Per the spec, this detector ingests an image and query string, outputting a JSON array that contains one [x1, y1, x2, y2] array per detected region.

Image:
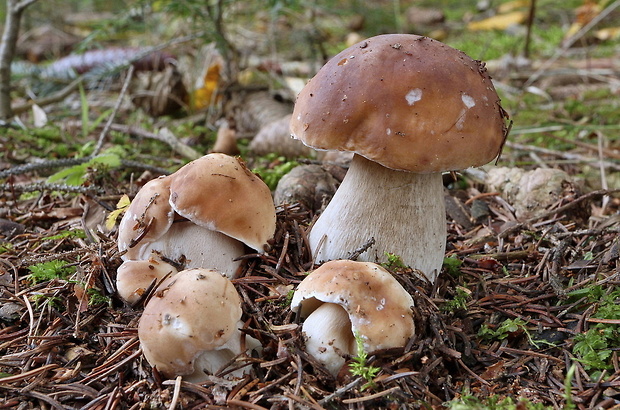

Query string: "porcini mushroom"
[[116, 153, 276, 287], [290, 260, 415, 376], [117, 175, 174, 261], [169, 153, 276, 253], [138, 268, 260, 381], [290, 34, 509, 282], [116, 254, 178, 305]]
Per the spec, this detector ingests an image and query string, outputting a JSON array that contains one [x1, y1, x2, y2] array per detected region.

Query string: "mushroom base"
[[309, 154, 446, 282]]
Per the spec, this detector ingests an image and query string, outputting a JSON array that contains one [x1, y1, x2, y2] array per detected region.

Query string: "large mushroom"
[[138, 268, 261, 381], [290, 260, 415, 376], [290, 34, 509, 282]]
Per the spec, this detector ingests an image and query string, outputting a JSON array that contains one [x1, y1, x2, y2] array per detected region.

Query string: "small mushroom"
[[169, 153, 276, 253], [116, 153, 276, 299], [117, 175, 174, 261], [116, 254, 178, 305], [290, 34, 509, 282], [290, 260, 415, 376], [138, 268, 260, 381]]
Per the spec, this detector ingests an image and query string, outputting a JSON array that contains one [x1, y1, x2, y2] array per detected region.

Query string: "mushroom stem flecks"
[[309, 154, 445, 281]]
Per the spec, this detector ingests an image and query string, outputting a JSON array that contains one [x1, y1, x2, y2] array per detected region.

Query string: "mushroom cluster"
[[290, 33, 509, 282], [116, 153, 276, 304], [291, 260, 415, 376], [116, 34, 509, 385], [115, 153, 274, 381]]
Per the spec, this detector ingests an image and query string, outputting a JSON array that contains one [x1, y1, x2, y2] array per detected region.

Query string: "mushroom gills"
[[301, 301, 356, 376]]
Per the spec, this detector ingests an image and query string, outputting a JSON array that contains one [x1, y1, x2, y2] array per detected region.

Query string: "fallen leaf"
[[497, 0, 530, 14], [595, 26, 620, 41], [468, 11, 527, 31]]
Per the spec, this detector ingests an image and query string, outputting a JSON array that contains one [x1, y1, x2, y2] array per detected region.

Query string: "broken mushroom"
[[138, 268, 260, 381], [290, 260, 415, 376], [290, 34, 509, 282]]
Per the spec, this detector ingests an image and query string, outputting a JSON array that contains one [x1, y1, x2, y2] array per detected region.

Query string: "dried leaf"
[[192, 60, 221, 110], [595, 26, 620, 41], [467, 11, 527, 31], [105, 194, 130, 230]]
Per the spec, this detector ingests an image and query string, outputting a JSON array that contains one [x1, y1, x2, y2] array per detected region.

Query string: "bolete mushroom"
[[290, 34, 509, 282], [116, 254, 178, 305], [138, 268, 260, 381], [168, 153, 276, 253], [117, 175, 174, 261], [290, 260, 415, 376], [116, 153, 276, 289]]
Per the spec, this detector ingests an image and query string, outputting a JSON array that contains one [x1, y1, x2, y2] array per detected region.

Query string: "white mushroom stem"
[[140, 221, 245, 278], [301, 302, 356, 376], [189, 320, 262, 382], [309, 154, 446, 282]]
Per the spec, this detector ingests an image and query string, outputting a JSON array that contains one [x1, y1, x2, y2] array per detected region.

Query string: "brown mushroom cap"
[[168, 153, 276, 252], [118, 176, 174, 260], [138, 268, 243, 378], [290, 34, 508, 173], [291, 260, 415, 352]]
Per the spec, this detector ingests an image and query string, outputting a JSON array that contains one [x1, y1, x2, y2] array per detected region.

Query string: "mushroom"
[[290, 34, 509, 282], [168, 153, 276, 253], [116, 153, 276, 288], [117, 175, 174, 261], [138, 268, 261, 381], [116, 254, 178, 305], [290, 260, 415, 376]]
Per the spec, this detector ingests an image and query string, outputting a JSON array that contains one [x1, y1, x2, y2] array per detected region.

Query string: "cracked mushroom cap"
[[290, 34, 509, 173], [117, 176, 174, 260], [291, 260, 415, 357], [169, 153, 276, 252], [138, 268, 250, 379]]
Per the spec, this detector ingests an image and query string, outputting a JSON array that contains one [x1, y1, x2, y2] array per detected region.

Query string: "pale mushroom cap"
[[291, 260, 415, 352], [116, 256, 178, 304], [138, 268, 243, 377], [290, 34, 509, 173], [118, 176, 174, 260], [168, 153, 276, 252]]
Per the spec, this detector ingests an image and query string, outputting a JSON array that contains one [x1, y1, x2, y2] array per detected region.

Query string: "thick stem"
[[309, 154, 446, 282]]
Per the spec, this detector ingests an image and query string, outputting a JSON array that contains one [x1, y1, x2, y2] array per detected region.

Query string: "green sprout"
[[252, 154, 298, 190], [349, 332, 381, 391], [568, 285, 620, 378], [383, 252, 407, 269], [31, 294, 64, 311], [27, 260, 76, 284], [87, 288, 112, 306], [441, 286, 471, 313], [443, 254, 463, 277]]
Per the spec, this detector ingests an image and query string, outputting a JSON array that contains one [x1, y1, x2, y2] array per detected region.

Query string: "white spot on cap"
[[405, 89, 423, 106], [462, 94, 476, 109], [386, 128, 392, 135]]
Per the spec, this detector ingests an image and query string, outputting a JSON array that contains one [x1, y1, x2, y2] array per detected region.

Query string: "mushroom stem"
[[301, 302, 356, 376], [309, 154, 446, 281]]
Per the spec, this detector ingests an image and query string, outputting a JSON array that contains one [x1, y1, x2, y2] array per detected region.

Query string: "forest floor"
[[1, 1, 620, 409]]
